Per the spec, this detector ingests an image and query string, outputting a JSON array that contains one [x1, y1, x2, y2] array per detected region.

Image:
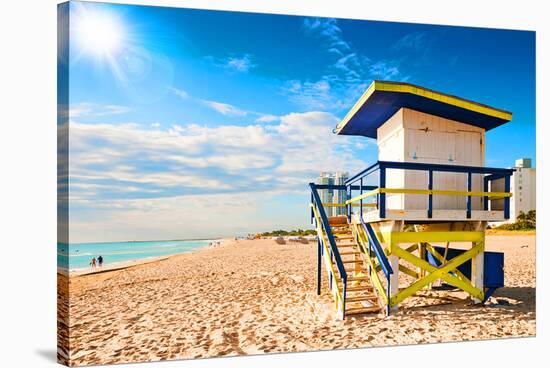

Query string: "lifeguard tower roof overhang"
[[335, 80, 512, 138]]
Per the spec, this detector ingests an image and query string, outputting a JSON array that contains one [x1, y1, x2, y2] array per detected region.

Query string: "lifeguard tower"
[[309, 81, 513, 318]]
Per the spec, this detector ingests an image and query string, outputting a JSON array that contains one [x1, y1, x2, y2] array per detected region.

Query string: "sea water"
[[57, 239, 215, 271]]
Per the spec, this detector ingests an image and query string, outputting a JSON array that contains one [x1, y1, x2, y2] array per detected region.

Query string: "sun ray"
[[71, 3, 127, 77]]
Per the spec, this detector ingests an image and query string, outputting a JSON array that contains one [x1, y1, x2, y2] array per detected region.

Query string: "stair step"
[[346, 285, 373, 292], [342, 260, 362, 264], [346, 295, 379, 303], [336, 243, 355, 248], [347, 275, 369, 281], [335, 236, 353, 240], [328, 217, 348, 226], [339, 251, 360, 256], [346, 306, 381, 315]]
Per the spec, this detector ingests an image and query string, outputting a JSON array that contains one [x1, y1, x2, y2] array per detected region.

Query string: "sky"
[[61, 1, 536, 243]]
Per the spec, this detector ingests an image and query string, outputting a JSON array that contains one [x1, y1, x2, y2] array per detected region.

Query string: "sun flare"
[[73, 7, 125, 59]]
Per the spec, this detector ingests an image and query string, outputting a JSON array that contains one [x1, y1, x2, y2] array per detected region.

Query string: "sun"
[[69, 3, 173, 95], [73, 5, 125, 60]]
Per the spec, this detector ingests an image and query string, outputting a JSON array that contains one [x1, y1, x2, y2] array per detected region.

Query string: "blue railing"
[[345, 160, 515, 220], [309, 183, 348, 314]]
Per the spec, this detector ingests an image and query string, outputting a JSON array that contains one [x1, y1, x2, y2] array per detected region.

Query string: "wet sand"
[[57, 235, 536, 366]]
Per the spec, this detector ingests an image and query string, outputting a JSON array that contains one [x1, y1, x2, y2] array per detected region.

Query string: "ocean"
[[58, 239, 215, 271]]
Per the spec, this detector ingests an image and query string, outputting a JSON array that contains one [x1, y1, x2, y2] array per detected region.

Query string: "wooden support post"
[[389, 253, 399, 312], [471, 221, 486, 303], [388, 220, 403, 312]]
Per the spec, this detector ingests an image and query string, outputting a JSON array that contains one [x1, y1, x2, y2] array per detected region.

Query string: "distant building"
[[509, 158, 536, 222], [315, 171, 349, 217], [333, 172, 349, 216], [316, 172, 334, 217]]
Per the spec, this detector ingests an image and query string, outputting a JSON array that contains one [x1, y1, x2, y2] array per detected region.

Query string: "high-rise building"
[[333, 172, 349, 216], [510, 158, 536, 222], [316, 172, 334, 217], [315, 172, 349, 217]]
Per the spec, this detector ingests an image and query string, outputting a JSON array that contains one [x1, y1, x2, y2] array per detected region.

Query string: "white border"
[[0, 0, 547, 367]]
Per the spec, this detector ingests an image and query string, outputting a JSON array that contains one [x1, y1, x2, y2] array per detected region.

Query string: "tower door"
[[455, 130, 484, 209]]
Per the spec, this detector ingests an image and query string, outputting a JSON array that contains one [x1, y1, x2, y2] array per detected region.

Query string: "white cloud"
[[69, 111, 363, 195], [392, 32, 427, 51], [286, 18, 403, 112], [201, 100, 247, 116], [225, 54, 256, 73], [207, 54, 256, 73], [67, 110, 372, 242], [168, 86, 189, 99], [302, 18, 350, 52], [68, 190, 307, 242], [68, 102, 131, 118], [169, 85, 251, 117], [281, 79, 338, 110], [274, 111, 338, 139], [255, 114, 279, 123], [369, 61, 400, 80]]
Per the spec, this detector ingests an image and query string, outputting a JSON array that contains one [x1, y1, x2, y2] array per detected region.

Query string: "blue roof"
[[335, 81, 512, 138]]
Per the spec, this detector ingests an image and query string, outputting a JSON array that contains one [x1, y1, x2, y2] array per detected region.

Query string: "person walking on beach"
[[98, 255, 103, 268], [90, 257, 97, 269]]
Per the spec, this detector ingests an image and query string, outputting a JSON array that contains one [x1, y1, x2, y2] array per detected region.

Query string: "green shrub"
[[260, 229, 317, 237], [496, 210, 536, 230]]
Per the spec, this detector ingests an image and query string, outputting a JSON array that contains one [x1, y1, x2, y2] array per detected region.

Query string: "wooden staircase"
[[329, 216, 382, 316]]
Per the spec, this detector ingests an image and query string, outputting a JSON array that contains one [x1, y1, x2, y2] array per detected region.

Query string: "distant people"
[[98, 255, 103, 267], [90, 257, 97, 269]]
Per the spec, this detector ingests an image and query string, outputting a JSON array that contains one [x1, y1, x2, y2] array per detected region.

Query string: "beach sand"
[[58, 235, 535, 366]]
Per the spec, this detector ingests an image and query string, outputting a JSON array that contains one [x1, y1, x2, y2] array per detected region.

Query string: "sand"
[[57, 235, 536, 366]]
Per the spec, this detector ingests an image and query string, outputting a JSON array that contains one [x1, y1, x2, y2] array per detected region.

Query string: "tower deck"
[[344, 160, 514, 224]]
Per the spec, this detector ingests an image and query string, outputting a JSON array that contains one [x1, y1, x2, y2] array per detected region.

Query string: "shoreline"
[[60, 238, 234, 277], [65, 237, 223, 246]]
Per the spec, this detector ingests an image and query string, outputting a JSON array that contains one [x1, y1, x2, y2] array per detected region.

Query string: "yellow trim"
[[336, 80, 512, 134], [424, 242, 471, 284], [377, 81, 512, 121], [336, 81, 377, 132], [345, 188, 379, 204], [345, 187, 511, 205], [387, 231, 484, 243], [322, 203, 376, 208], [390, 242, 484, 305], [403, 243, 419, 253], [398, 264, 419, 278], [344, 226, 486, 308]]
